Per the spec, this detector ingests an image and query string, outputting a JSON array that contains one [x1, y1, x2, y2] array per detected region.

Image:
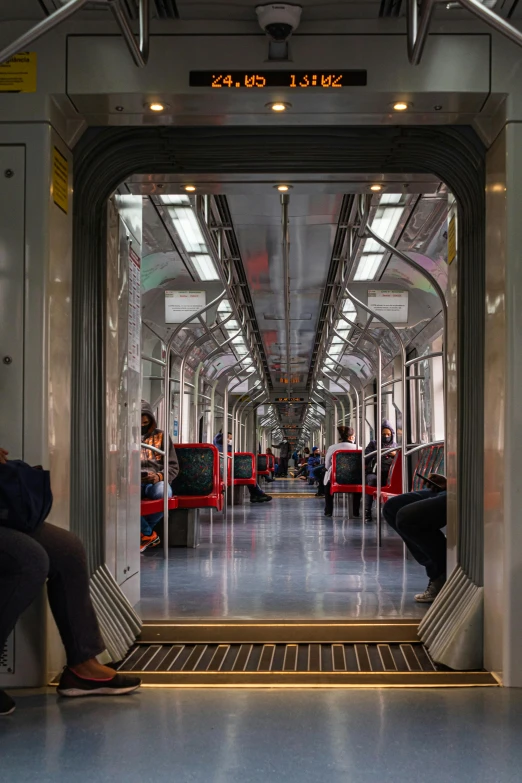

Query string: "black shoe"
[[57, 667, 141, 697], [250, 494, 273, 503], [0, 690, 15, 716], [324, 511, 333, 517], [315, 492, 324, 497]]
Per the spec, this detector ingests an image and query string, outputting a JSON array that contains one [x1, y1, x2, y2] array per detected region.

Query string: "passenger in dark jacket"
[[364, 419, 398, 522], [272, 439, 290, 476], [140, 400, 179, 550]]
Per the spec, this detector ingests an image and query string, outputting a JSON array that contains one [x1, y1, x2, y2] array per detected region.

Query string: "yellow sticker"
[[448, 215, 456, 265], [52, 147, 69, 214], [0, 52, 37, 93]]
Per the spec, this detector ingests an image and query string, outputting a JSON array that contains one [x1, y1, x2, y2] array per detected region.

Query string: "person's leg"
[[324, 482, 334, 516], [396, 494, 447, 580], [31, 523, 106, 666], [383, 489, 436, 559], [0, 527, 49, 655], [314, 466, 325, 496], [141, 481, 172, 536], [365, 474, 377, 519], [352, 493, 361, 517]]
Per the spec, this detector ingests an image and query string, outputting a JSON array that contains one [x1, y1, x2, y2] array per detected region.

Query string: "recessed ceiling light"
[[275, 184, 292, 192], [147, 102, 166, 112], [184, 185, 196, 192], [393, 101, 410, 112], [370, 184, 382, 192], [267, 102, 291, 112]]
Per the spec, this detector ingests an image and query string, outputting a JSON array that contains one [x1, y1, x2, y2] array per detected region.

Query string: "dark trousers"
[[324, 483, 361, 516], [247, 483, 265, 498], [313, 465, 326, 494], [382, 490, 447, 580], [279, 457, 289, 476], [0, 523, 105, 667], [365, 471, 390, 516]]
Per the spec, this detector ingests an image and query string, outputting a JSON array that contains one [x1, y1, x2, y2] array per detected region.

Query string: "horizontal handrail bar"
[[141, 442, 165, 457], [405, 352, 443, 367], [405, 440, 444, 457]]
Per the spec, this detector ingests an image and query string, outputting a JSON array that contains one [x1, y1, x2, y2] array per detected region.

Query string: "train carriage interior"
[[4, 0, 522, 778], [130, 175, 448, 625]]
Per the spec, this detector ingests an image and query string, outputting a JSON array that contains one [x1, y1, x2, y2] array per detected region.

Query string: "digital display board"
[[189, 71, 367, 89], [274, 397, 305, 402]]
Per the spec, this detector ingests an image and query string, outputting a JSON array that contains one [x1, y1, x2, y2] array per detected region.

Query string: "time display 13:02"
[[189, 70, 367, 89]]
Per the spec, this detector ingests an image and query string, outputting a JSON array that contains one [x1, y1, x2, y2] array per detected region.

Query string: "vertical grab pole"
[[210, 378, 219, 445], [193, 362, 203, 442], [223, 381, 229, 512]]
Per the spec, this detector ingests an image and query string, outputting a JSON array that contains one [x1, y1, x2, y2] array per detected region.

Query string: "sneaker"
[[57, 667, 141, 697], [140, 531, 161, 553], [250, 494, 272, 503], [415, 576, 446, 603], [0, 690, 15, 716]]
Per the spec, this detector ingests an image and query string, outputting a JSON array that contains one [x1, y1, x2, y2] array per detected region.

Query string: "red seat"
[[227, 452, 257, 486], [257, 454, 270, 476], [140, 496, 179, 516], [379, 450, 403, 503], [330, 449, 365, 495], [172, 444, 225, 512]]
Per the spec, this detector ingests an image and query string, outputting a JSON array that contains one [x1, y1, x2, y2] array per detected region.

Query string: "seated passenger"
[[265, 447, 276, 481], [0, 446, 141, 716], [299, 446, 320, 481], [364, 419, 398, 522], [263, 447, 275, 483], [141, 400, 179, 553], [323, 426, 358, 517], [214, 431, 272, 503], [382, 474, 447, 602]]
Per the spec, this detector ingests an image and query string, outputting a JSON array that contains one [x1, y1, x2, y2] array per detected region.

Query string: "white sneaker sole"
[[57, 684, 140, 697], [0, 705, 15, 716]]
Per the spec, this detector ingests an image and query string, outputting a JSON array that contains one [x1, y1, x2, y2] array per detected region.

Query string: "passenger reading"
[[189, 70, 367, 88]]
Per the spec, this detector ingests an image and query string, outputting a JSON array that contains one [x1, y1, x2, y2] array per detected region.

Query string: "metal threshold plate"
[[118, 623, 497, 688]]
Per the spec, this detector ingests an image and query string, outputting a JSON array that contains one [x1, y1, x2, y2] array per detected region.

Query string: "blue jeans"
[[141, 481, 172, 536]]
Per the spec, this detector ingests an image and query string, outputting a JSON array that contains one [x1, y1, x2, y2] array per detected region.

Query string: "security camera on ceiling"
[[256, 3, 303, 42]]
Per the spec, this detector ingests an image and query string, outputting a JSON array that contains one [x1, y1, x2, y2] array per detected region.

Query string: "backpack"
[[0, 460, 53, 534]]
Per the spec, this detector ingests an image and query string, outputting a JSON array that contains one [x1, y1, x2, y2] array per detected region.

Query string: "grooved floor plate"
[[119, 624, 497, 687]]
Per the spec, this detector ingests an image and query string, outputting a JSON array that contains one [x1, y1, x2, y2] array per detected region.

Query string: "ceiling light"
[[160, 195, 190, 206], [275, 184, 292, 192], [147, 102, 166, 112], [370, 184, 382, 192], [190, 254, 219, 281], [267, 102, 291, 112], [393, 101, 409, 112], [353, 253, 384, 281], [184, 185, 196, 192], [167, 206, 206, 254]]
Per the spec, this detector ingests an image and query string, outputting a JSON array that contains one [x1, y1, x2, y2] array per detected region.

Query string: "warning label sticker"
[[52, 147, 69, 214], [0, 52, 37, 93]]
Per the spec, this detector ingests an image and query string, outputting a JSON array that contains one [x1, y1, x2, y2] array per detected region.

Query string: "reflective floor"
[[3, 687, 522, 782], [139, 478, 428, 620]]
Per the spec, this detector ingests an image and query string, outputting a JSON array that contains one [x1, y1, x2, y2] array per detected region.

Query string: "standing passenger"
[[140, 400, 179, 552], [272, 438, 290, 477]]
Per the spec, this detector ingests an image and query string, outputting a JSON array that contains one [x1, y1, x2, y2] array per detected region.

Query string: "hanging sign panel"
[[368, 290, 408, 324], [165, 290, 206, 324], [0, 52, 37, 92]]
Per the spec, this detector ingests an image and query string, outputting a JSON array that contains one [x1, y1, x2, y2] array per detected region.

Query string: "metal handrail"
[[140, 442, 165, 456], [0, 0, 150, 68], [405, 352, 443, 367], [407, 0, 522, 66], [405, 439, 444, 457], [109, 0, 150, 67]]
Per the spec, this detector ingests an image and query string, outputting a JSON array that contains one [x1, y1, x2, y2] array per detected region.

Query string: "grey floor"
[[3, 687, 522, 783], [139, 478, 429, 620]]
